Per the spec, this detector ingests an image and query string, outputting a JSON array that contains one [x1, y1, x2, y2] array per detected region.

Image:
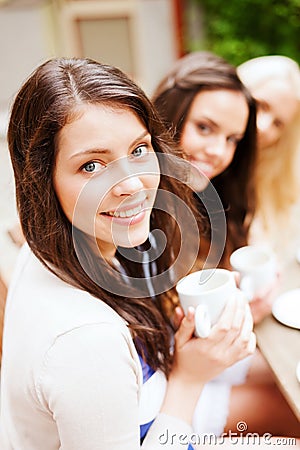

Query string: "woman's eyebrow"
[[129, 130, 151, 148], [69, 148, 110, 160], [69, 130, 150, 160], [193, 116, 218, 128], [69, 147, 111, 159]]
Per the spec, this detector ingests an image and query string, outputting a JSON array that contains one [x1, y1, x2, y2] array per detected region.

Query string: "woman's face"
[[251, 79, 299, 149], [180, 89, 249, 191], [53, 104, 160, 260]]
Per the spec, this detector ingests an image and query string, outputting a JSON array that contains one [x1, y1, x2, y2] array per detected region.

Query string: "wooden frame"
[[54, 0, 179, 94], [57, 1, 139, 80]]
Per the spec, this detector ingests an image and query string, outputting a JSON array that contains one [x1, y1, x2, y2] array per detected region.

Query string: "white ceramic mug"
[[176, 268, 237, 338], [230, 245, 277, 301]]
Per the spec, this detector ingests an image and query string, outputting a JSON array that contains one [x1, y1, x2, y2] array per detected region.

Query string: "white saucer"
[[296, 361, 300, 383], [272, 289, 300, 329]]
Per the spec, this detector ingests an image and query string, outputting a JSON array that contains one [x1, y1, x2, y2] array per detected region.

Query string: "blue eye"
[[131, 145, 148, 158], [82, 161, 104, 173]]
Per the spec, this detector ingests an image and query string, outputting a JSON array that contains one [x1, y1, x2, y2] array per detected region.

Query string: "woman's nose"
[[257, 112, 273, 132], [205, 136, 227, 157], [112, 175, 144, 196]]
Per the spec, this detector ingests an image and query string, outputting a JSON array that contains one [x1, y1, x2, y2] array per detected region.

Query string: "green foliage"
[[188, 0, 300, 65]]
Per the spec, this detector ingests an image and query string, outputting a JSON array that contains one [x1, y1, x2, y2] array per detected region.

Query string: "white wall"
[[57, 0, 178, 96], [134, 0, 177, 95], [0, 1, 57, 136], [0, 1, 58, 280]]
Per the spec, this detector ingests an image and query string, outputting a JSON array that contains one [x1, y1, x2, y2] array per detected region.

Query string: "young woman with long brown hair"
[[0, 57, 257, 450], [152, 51, 257, 271]]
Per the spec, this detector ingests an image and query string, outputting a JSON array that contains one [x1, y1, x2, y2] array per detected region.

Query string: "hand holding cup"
[[230, 245, 277, 302], [176, 268, 237, 338]]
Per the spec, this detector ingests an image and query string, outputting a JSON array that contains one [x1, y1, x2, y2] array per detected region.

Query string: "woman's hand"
[[160, 292, 256, 424], [172, 292, 255, 386], [249, 272, 280, 324]]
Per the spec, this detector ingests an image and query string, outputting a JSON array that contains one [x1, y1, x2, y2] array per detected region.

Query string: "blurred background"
[[0, 0, 299, 280], [1, 0, 299, 135]]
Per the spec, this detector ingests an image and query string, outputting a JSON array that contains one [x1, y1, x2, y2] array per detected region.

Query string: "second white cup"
[[230, 245, 277, 301], [176, 268, 237, 338]]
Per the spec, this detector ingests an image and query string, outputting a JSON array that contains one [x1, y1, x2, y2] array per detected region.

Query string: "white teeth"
[[106, 204, 143, 218]]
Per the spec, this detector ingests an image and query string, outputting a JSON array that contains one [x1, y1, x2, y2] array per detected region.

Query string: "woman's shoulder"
[[5, 243, 130, 344], [2, 244, 142, 392]]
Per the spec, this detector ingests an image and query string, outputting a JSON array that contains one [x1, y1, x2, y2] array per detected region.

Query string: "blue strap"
[[138, 355, 194, 449], [139, 355, 155, 441]]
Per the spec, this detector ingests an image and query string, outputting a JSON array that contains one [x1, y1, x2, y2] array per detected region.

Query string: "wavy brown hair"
[[7, 57, 201, 375], [152, 51, 257, 267]]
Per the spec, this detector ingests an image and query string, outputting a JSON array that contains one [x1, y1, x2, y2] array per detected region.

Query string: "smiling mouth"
[[102, 202, 145, 219]]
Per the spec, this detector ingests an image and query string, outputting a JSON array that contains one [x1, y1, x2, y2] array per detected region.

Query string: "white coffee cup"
[[176, 268, 237, 338], [230, 245, 277, 301]]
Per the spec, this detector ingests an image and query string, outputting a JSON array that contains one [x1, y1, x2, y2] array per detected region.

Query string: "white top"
[[0, 244, 250, 449], [0, 244, 192, 450]]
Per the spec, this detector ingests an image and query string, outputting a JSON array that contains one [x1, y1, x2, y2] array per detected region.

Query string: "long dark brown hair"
[[8, 57, 201, 375], [152, 51, 257, 267]]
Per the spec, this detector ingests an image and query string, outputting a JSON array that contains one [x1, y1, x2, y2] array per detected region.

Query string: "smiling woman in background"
[[152, 51, 257, 271], [237, 55, 300, 250]]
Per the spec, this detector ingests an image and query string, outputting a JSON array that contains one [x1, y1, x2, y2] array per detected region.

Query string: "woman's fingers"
[[209, 293, 244, 343], [205, 289, 256, 363], [247, 331, 257, 354], [174, 306, 196, 348], [240, 303, 253, 341], [216, 295, 238, 330], [230, 290, 248, 334], [250, 272, 280, 324], [172, 297, 256, 384], [172, 306, 185, 330], [232, 270, 241, 285]]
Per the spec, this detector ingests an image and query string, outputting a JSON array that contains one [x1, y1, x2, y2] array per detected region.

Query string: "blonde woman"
[[237, 55, 300, 250]]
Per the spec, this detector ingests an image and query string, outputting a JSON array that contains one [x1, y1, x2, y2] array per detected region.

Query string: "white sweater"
[[0, 245, 193, 449], [0, 244, 250, 449]]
